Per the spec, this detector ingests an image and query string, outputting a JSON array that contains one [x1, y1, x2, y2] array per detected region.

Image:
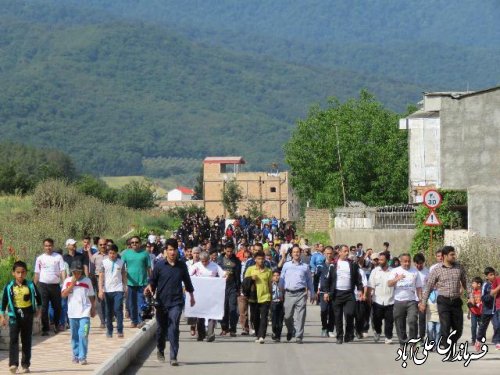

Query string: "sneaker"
[[259, 337, 265, 344], [355, 332, 363, 340], [157, 351, 166, 363], [321, 329, 327, 337], [474, 341, 481, 352], [9, 366, 17, 374], [295, 337, 303, 344], [495, 344, 500, 351], [117, 333, 124, 338], [129, 323, 137, 328], [250, 329, 255, 336], [206, 334, 215, 342], [58, 324, 65, 332], [362, 332, 369, 338], [106, 333, 112, 338], [336, 338, 343, 345], [384, 338, 393, 345], [374, 333, 380, 342], [170, 359, 179, 366], [72, 357, 79, 364], [229, 332, 237, 337], [80, 359, 88, 365], [328, 331, 335, 338], [241, 330, 249, 336], [273, 336, 281, 342], [137, 322, 145, 329], [286, 331, 293, 341], [20, 367, 31, 373]]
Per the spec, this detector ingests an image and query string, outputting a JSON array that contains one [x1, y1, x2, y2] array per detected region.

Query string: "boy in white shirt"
[[99, 244, 127, 338], [61, 261, 96, 365], [388, 253, 422, 347]]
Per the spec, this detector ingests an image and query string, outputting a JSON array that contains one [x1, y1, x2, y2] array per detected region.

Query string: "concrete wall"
[[440, 90, 500, 189], [468, 185, 500, 238], [331, 229, 415, 254], [304, 208, 331, 232], [159, 200, 204, 210]]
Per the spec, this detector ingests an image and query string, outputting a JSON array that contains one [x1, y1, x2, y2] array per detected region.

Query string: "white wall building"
[[167, 186, 194, 201]]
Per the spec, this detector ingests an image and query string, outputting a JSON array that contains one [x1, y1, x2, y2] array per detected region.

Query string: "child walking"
[[1, 261, 42, 374], [270, 270, 284, 342], [426, 290, 440, 348], [61, 261, 96, 365], [467, 277, 483, 345]]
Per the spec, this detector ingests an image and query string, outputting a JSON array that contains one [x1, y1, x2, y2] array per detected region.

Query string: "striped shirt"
[[422, 262, 468, 303]]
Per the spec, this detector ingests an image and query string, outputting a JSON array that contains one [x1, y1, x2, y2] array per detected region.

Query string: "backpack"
[[242, 276, 257, 300]]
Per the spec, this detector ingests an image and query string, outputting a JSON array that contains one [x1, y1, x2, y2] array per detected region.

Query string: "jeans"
[[39, 282, 62, 333], [436, 295, 463, 347], [427, 321, 441, 343], [372, 303, 394, 339], [393, 300, 418, 345], [271, 301, 284, 338], [320, 297, 334, 332], [221, 285, 238, 333], [493, 310, 500, 344], [9, 308, 33, 368], [105, 292, 124, 335], [470, 313, 480, 342], [127, 285, 145, 325], [60, 297, 68, 327], [249, 302, 271, 339], [69, 317, 90, 360], [333, 290, 356, 340], [156, 305, 182, 360]]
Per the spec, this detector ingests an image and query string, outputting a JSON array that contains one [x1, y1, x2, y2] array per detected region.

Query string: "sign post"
[[423, 189, 443, 262]]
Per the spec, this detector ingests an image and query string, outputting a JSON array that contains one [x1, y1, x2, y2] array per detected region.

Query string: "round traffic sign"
[[423, 190, 442, 209]]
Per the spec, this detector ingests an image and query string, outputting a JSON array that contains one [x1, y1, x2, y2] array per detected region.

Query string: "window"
[[270, 187, 277, 193]]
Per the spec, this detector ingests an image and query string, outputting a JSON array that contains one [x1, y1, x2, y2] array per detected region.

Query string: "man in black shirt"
[[145, 239, 195, 366], [217, 242, 241, 336]]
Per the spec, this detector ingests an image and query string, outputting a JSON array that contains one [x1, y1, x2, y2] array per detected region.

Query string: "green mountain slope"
[[63, 0, 500, 89], [0, 2, 422, 175]]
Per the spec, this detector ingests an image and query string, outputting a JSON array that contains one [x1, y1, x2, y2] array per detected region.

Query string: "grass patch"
[[300, 231, 331, 245], [101, 176, 180, 198]]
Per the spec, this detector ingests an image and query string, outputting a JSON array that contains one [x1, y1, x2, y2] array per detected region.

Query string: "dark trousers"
[[333, 290, 356, 340], [221, 285, 238, 333], [91, 276, 106, 325], [197, 318, 215, 339], [355, 300, 369, 335], [372, 303, 394, 339], [39, 282, 61, 333], [313, 273, 320, 294], [436, 296, 463, 347], [271, 301, 284, 338], [156, 305, 182, 360], [249, 302, 270, 339], [418, 310, 426, 339], [476, 313, 493, 343], [320, 297, 334, 332], [9, 309, 33, 368], [105, 292, 124, 335]]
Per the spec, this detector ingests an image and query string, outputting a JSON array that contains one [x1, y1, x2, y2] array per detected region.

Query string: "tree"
[[284, 91, 408, 209], [74, 174, 118, 203], [222, 178, 242, 218], [118, 180, 156, 209], [192, 166, 204, 200]]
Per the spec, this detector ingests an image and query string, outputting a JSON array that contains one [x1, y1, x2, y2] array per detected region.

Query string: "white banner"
[[184, 277, 226, 320]]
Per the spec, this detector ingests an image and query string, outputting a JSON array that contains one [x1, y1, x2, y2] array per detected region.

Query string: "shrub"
[[32, 179, 80, 210], [458, 236, 500, 282], [118, 180, 155, 209]]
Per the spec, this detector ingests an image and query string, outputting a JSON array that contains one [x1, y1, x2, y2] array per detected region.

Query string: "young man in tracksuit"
[[323, 245, 363, 344], [1, 261, 42, 374]]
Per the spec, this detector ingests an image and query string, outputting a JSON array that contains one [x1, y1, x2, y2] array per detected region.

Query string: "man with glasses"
[[122, 236, 151, 329], [90, 238, 109, 328]]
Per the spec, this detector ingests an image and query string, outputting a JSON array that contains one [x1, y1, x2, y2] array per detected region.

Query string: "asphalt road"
[[125, 305, 499, 375]]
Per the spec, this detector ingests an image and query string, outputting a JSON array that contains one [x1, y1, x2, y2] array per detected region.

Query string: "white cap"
[[65, 238, 77, 246]]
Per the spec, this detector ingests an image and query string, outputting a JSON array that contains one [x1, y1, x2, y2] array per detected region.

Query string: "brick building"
[[203, 156, 300, 220]]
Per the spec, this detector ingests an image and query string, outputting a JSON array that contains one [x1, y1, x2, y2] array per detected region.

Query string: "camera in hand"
[[140, 295, 159, 321]]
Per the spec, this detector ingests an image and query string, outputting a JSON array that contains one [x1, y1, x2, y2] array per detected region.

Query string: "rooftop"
[[204, 156, 246, 164]]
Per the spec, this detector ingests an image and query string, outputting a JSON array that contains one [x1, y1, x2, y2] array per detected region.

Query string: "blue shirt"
[[150, 259, 194, 309], [279, 260, 314, 294], [309, 252, 326, 273]]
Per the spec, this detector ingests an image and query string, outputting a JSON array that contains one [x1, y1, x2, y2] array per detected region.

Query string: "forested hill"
[[55, 0, 500, 89], [0, 0, 423, 176]]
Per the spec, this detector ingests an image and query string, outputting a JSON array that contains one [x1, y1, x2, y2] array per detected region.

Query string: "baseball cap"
[[65, 238, 77, 246]]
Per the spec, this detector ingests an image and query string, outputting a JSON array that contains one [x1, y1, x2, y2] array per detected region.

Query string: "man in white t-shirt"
[[388, 253, 422, 347], [61, 261, 96, 365], [34, 238, 67, 336], [99, 244, 127, 338], [189, 252, 225, 342]]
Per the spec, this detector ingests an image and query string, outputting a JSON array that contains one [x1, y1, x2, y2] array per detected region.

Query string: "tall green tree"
[[222, 179, 242, 218], [284, 91, 408, 208]]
